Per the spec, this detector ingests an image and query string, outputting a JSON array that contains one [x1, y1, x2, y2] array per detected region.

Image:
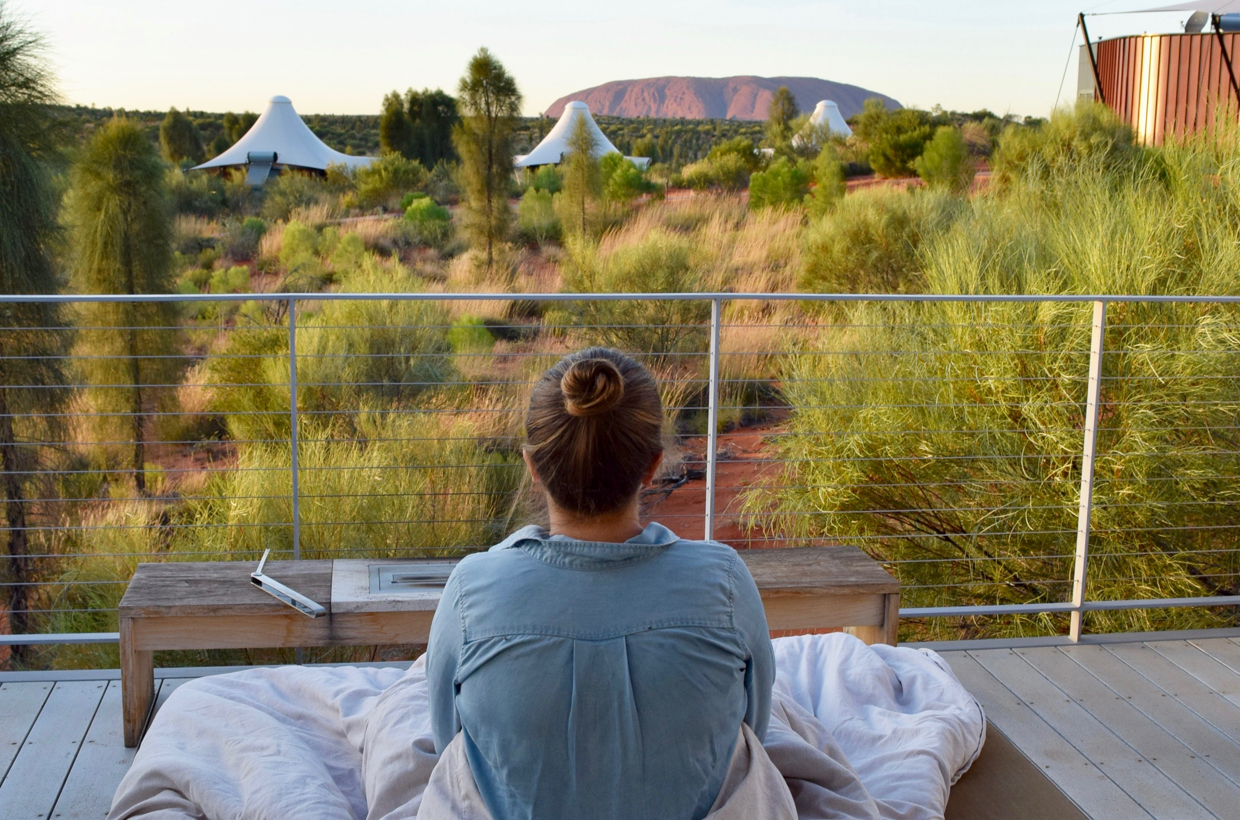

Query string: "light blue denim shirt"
[[426, 522, 775, 820]]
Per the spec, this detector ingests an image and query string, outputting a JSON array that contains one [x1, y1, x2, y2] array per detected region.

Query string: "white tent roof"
[[514, 101, 650, 169], [193, 96, 375, 173], [808, 100, 852, 138]]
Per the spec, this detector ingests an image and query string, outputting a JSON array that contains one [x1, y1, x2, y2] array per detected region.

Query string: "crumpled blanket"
[[107, 633, 985, 820]]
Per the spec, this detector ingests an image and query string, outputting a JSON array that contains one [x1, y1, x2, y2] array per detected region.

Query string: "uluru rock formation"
[[544, 76, 901, 121]]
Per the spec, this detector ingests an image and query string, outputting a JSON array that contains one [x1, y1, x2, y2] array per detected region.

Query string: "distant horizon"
[[19, 1, 1196, 120]]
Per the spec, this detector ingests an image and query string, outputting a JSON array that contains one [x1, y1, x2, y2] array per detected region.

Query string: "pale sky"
[[19, 1, 1189, 118]]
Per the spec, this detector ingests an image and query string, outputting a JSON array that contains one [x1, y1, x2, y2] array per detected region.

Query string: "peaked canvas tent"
[[193, 96, 375, 185], [807, 100, 852, 138], [515, 101, 651, 169]]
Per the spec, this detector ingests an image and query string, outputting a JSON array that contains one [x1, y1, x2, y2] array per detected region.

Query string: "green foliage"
[[447, 315, 495, 354], [404, 194, 452, 247], [220, 217, 267, 261], [0, 2, 70, 652], [329, 231, 366, 271], [853, 98, 933, 178], [260, 172, 332, 221], [66, 117, 181, 494], [159, 107, 204, 164], [748, 156, 810, 210], [517, 187, 560, 245], [559, 115, 602, 236], [762, 141, 1240, 638], [355, 152, 428, 210], [600, 153, 654, 203], [914, 126, 975, 193], [992, 100, 1140, 187], [764, 85, 799, 155], [799, 187, 962, 294], [380, 88, 458, 168], [208, 265, 250, 294], [531, 163, 561, 193], [453, 48, 522, 269], [804, 143, 846, 217], [561, 230, 710, 363], [679, 136, 761, 191]]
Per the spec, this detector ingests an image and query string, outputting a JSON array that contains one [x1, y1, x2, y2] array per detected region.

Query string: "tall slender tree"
[[0, 1, 69, 663], [765, 86, 799, 156], [559, 115, 601, 237], [67, 119, 180, 495], [452, 48, 522, 270]]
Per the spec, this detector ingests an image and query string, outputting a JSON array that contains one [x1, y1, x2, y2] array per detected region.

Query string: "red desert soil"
[[642, 418, 788, 548]]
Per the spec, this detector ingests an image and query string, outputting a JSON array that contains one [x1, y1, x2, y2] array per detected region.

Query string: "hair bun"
[[561, 358, 625, 417]]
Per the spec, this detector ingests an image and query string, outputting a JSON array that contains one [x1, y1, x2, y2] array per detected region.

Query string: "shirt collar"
[[490, 522, 681, 570]]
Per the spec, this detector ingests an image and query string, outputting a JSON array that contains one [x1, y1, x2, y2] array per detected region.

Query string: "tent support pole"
[[1079, 13, 1106, 106], [1213, 16, 1240, 107]]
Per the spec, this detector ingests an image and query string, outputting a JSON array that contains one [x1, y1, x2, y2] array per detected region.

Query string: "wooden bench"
[[117, 546, 899, 746]]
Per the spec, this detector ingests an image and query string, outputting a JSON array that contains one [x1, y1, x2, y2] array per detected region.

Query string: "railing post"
[[704, 298, 722, 542], [287, 298, 301, 562], [1070, 300, 1106, 642]]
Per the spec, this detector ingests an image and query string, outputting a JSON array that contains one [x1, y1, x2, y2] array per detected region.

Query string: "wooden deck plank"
[[1148, 641, 1240, 708], [970, 647, 1214, 820], [1063, 645, 1240, 790], [1190, 638, 1240, 677], [0, 680, 106, 820], [1027, 646, 1238, 818], [0, 681, 54, 786], [51, 681, 134, 820], [1105, 643, 1240, 745], [939, 651, 1149, 820]]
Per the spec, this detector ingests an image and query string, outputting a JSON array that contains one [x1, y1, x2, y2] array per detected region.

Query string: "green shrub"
[[209, 265, 250, 294], [992, 100, 1139, 187], [531, 164, 561, 193], [296, 262, 454, 413], [914, 126, 975, 193], [329, 232, 367, 271], [760, 146, 1240, 639], [221, 217, 267, 261], [799, 187, 962, 294], [448, 316, 495, 354], [356, 152, 429, 210], [748, 157, 810, 210], [404, 196, 452, 247], [601, 153, 655, 203], [853, 99, 933, 178], [167, 168, 226, 216], [261, 172, 332, 221], [804, 143, 846, 217], [517, 187, 560, 245], [561, 231, 709, 363]]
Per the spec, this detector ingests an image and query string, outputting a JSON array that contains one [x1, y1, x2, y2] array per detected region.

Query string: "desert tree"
[[379, 91, 415, 157], [67, 118, 180, 496], [407, 88, 458, 167], [159, 107, 204, 165], [559, 115, 601, 236], [452, 48, 522, 270], [0, 1, 69, 660], [765, 85, 799, 155]]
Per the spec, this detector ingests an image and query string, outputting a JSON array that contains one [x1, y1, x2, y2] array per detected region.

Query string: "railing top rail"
[[2, 292, 1240, 305]]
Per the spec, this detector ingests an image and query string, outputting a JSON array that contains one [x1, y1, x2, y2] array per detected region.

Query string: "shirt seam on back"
[[462, 620, 736, 642]]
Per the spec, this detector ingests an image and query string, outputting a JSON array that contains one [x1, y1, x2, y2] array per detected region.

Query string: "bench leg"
[[844, 593, 901, 646], [120, 617, 154, 747]]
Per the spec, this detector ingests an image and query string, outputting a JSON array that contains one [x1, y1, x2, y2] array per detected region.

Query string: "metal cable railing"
[[1, 290, 1239, 655]]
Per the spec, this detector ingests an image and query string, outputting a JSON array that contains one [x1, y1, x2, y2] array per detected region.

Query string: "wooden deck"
[[942, 637, 1240, 820], [1, 637, 1237, 819]]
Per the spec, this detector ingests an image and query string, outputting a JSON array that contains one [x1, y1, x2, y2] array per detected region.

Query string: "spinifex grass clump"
[[759, 108, 1240, 640]]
